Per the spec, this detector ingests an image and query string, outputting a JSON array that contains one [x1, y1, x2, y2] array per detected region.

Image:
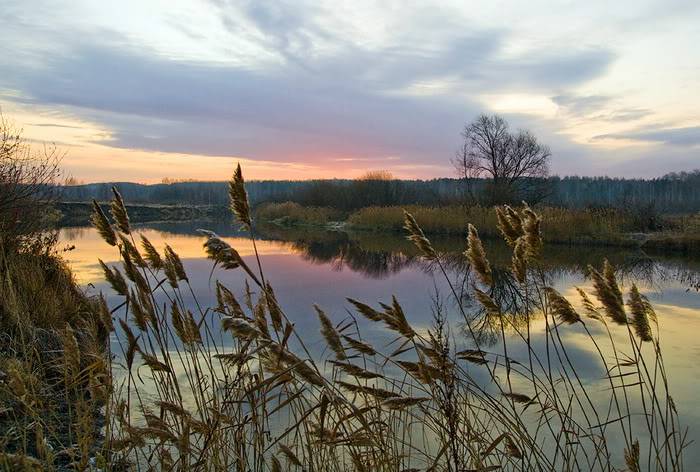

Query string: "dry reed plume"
[[63, 164, 690, 471]]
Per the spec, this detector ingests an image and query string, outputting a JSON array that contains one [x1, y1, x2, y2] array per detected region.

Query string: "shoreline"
[[57, 201, 700, 255]]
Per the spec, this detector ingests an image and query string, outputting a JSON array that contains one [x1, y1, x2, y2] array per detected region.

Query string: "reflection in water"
[[64, 220, 699, 346], [256, 223, 700, 294], [58, 220, 700, 466], [62, 221, 700, 350], [112, 220, 700, 291], [258, 225, 700, 350], [292, 234, 416, 278], [60, 220, 700, 364]]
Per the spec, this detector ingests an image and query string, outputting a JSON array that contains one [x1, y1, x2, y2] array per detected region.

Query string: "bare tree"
[[452, 140, 483, 204], [453, 114, 551, 205], [0, 113, 62, 248]]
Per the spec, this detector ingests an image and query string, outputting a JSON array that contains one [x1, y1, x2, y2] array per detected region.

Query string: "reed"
[[347, 204, 642, 245], [26, 164, 686, 471], [0, 235, 111, 470]]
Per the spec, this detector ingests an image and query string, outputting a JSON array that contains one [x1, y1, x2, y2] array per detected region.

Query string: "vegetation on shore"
[[73, 164, 684, 470], [2, 105, 695, 469], [0, 241, 111, 470], [255, 201, 700, 251], [348, 205, 640, 243], [0, 117, 111, 470], [254, 201, 344, 226]]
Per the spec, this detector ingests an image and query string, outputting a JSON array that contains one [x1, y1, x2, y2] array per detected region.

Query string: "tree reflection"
[[77, 219, 700, 291]]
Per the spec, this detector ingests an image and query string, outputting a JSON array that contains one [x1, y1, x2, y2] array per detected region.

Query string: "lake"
[[59, 220, 700, 467]]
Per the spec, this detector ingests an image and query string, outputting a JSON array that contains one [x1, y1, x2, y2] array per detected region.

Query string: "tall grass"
[[643, 213, 700, 254], [349, 205, 638, 245], [348, 205, 490, 235], [0, 237, 111, 470], [83, 165, 687, 471]]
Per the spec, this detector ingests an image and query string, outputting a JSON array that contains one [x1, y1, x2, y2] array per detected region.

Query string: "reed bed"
[[0, 238, 111, 470], [22, 163, 686, 470], [643, 213, 700, 253], [0, 162, 688, 472], [348, 205, 638, 245]]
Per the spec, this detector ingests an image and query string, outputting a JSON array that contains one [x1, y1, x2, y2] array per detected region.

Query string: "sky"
[[1, 0, 698, 182]]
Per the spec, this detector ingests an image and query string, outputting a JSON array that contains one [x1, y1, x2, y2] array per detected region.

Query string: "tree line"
[[54, 114, 700, 213], [58, 172, 700, 213]]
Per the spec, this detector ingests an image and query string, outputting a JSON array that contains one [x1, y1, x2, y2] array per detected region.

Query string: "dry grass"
[[348, 204, 639, 245], [71, 165, 687, 471], [0, 239, 111, 470], [2, 163, 688, 470], [642, 213, 700, 253], [349, 205, 482, 235]]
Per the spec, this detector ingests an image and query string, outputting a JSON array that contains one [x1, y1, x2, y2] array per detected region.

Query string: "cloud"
[[605, 108, 652, 122], [595, 126, 700, 146], [4, 0, 698, 179], [0, 17, 616, 170], [29, 122, 83, 129], [495, 49, 614, 92], [553, 93, 651, 123], [552, 94, 612, 115], [2, 42, 475, 163]]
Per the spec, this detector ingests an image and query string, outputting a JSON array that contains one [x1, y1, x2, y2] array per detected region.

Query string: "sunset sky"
[[1, 0, 698, 182]]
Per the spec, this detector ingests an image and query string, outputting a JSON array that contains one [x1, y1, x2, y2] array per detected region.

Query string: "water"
[[59, 221, 700, 466]]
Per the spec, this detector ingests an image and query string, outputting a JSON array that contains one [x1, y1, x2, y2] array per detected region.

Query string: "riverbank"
[[58, 201, 229, 226], [58, 200, 700, 254], [255, 202, 700, 253], [0, 241, 110, 469]]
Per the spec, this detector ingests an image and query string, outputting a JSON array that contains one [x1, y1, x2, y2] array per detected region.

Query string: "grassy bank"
[[641, 213, 700, 253], [256, 202, 685, 247], [0, 240, 110, 470], [350, 205, 646, 245]]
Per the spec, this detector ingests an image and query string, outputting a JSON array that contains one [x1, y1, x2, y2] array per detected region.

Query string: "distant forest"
[[59, 171, 700, 213]]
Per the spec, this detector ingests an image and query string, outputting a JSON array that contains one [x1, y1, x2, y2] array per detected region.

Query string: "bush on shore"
[[0, 114, 112, 469], [255, 201, 345, 226]]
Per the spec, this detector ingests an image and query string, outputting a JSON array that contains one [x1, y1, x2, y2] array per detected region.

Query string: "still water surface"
[[59, 221, 700, 465]]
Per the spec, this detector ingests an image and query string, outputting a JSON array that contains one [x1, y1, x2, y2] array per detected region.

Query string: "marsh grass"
[[3, 171, 686, 470], [74, 165, 689, 470], [639, 212, 700, 254], [0, 237, 111, 470], [348, 205, 639, 245]]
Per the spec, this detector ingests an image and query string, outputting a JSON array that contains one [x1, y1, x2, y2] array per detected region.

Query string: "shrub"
[[255, 201, 344, 225], [0, 114, 62, 250]]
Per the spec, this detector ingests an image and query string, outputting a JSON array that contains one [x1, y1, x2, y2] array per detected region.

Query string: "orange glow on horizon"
[[2, 102, 452, 183], [59, 144, 452, 183]]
